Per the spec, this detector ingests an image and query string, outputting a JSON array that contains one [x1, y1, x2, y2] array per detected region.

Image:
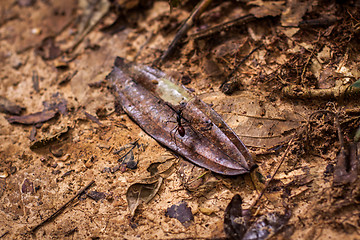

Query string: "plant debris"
[[333, 142, 359, 186], [242, 211, 291, 240], [224, 194, 291, 240], [5, 109, 58, 125], [35, 37, 61, 60], [165, 201, 194, 227], [126, 177, 163, 217], [224, 194, 249, 239], [21, 178, 35, 194], [87, 190, 106, 202], [84, 111, 102, 125], [0, 96, 25, 115], [30, 180, 95, 233]]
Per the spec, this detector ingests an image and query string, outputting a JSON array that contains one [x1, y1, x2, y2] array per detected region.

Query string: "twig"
[[309, 110, 344, 149], [300, 48, 316, 84], [30, 180, 95, 233], [116, 139, 139, 162], [188, 14, 256, 41], [345, 107, 360, 115], [334, 113, 345, 150], [32, 70, 39, 93], [0, 231, 9, 239], [249, 134, 296, 210], [134, 32, 154, 62], [154, 0, 212, 66], [220, 44, 263, 94], [226, 44, 264, 81]]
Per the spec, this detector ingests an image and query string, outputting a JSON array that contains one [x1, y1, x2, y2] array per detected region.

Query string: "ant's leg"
[[169, 125, 178, 147], [165, 111, 177, 125], [174, 129, 177, 148]]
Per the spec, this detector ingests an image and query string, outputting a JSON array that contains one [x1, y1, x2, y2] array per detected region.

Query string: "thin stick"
[[334, 113, 345, 150], [155, 0, 212, 66], [30, 180, 95, 233], [0, 231, 9, 239], [116, 139, 139, 162], [188, 14, 256, 40], [249, 135, 295, 210], [223, 44, 263, 84], [134, 32, 155, 62]]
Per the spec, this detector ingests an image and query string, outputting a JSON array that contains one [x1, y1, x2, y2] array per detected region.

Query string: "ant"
[[165, 102, 191, 145], [174, 108, 185, 137]]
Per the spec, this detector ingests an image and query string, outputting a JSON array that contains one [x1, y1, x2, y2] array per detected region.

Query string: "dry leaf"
[[126, 177, 163, 216]]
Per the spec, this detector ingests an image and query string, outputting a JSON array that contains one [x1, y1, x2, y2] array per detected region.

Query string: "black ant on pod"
[[165, 101, 191, 143]]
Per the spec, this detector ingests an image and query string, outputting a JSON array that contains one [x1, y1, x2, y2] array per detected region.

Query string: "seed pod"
[[106, 57, 254, 175]]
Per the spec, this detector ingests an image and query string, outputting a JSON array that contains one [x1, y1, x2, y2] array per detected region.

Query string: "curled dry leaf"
[[224, 194, 248, 240], [106, 57, 254, 175], [178, 159, 217, 196], [147, 156, 177, 176], [30, 125, 71, 150], [126, 156, 176, 216], [126, 177, 163, 217]]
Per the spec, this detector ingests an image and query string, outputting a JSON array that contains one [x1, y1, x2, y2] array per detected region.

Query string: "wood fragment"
[[59, 70, 78, 85], [30, 180, 95, 233], [29, 125, 37, 142], [282, 84, 360, 100], [32, 70, 39, 93], [333, 143, 359, 186], [85, 111, 102, 125], [282, 16, 338, 28], [64, 227, 78, 237], [345, 108, 360, 115], [333, 112, 358, 186]]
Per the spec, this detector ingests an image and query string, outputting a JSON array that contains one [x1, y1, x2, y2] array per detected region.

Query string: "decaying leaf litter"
[[0, 0, 360, 239]]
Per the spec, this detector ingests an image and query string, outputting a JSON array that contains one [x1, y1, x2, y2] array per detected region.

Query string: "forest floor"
[[0, 0, 359, 239]]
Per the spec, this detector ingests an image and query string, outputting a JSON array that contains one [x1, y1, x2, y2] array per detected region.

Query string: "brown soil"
[[0, 0, 359, 239]]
